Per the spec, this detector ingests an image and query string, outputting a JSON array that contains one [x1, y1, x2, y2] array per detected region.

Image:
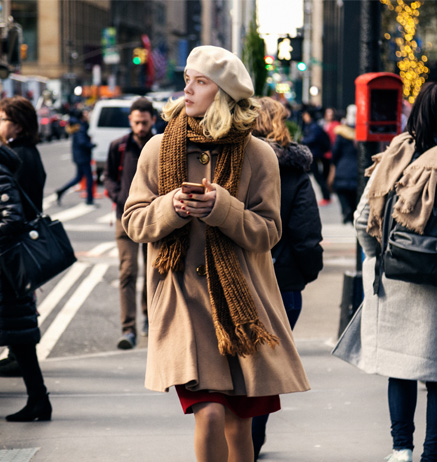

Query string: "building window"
[[11, 0, 38, 61]]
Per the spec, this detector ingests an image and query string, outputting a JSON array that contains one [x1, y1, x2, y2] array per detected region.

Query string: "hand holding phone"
[[174, 179, 215, 218], [181, 182, 206, 195]]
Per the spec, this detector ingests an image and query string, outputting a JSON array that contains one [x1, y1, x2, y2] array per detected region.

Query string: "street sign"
[[102, 27, 120, 65]]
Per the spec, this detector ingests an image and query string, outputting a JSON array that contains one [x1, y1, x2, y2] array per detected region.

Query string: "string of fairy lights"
[[380, 0, 429, 103]]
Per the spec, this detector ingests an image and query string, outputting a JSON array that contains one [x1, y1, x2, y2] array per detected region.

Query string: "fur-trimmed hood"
[[261, 139, 313, 172]]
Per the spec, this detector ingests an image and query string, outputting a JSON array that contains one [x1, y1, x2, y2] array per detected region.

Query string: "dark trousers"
[[310, 158, 331, 200], [9, 343, 47, 399], [252, 291, 302, 459], [336, 188, 357, 224], [115, 219, 147, 335], [58, 161, 93, 204], [388, 378, 437, 461]]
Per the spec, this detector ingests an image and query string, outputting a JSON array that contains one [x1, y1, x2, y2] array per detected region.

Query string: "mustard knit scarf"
[[154, 108, 279, 357]]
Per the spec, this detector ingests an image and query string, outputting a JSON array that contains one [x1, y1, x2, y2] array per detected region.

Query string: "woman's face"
[[184, 69, 219, 117], [0, 110, 22, 141]]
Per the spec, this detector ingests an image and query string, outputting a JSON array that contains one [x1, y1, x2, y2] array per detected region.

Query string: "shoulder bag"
[[0, 183, 77, 298]]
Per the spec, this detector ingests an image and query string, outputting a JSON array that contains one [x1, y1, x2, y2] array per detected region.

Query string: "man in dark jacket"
[[56, 109, 95, 205], [104, 98, 156, 349], [301, 108, 332, 205]]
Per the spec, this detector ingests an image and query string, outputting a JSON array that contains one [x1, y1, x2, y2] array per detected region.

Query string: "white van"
[[88, 98, 134, 180]]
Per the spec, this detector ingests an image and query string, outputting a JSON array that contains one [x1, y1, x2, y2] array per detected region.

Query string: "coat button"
[[196, 265, 207, 277], [198, 152, 210, 165]]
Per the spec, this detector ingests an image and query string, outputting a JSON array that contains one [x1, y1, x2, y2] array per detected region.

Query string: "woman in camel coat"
[[123, 46, 309, 462]]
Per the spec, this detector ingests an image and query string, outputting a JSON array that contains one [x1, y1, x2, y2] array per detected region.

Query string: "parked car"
[[88, 99, 133, 182]]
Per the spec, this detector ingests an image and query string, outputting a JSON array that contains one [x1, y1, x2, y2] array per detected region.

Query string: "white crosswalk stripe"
[[37, 263, 109, 360]]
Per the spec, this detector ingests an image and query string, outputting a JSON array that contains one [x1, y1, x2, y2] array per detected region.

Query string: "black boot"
[[56, 190, 63, 205], [6, 393, 52, 422]]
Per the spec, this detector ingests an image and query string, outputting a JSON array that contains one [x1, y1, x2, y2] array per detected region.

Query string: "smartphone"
[[181, 182, 205, 194]]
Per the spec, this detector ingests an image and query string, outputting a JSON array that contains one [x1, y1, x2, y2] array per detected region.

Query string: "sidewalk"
[[0, 343, 428, 462], [0, 199, 427, 462]]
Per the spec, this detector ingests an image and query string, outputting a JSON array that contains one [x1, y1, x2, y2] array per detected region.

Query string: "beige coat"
[[122, 133, 310, 396]]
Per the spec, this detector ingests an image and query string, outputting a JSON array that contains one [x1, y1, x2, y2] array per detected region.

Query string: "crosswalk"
[[1, 186, 121, 360], [37, 263, 109, 360], [0, 238, 119, 361]]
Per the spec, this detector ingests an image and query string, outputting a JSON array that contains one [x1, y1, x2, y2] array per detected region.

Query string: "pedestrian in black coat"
[[56, 109, 96, 205], [0, 96, 51, 422], [301, 107, 332, 204], [251, 97, 323, 460], [331, 105, 358, 224]]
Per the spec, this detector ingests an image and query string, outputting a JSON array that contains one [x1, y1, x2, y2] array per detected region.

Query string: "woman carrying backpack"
[[333, 82, 437, 462]]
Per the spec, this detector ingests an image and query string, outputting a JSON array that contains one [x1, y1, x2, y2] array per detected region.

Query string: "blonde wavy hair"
[[252, 97, 292, 147], [162, 87, 260, 139]]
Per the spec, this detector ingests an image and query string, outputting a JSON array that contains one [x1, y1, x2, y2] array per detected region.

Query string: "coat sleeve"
[[201, 138, 282, 253], [354, 173, 379, 258], [103, 140, 122, 204], [285, 173, 323, 284], [122, 135, 190, 243], [331, 135, 343, 165], [77, 128, 95, 152], [0, 172, 25, 239]]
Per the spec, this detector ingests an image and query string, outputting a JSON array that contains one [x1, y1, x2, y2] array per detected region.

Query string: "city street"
[[0, 139, 427, 462]]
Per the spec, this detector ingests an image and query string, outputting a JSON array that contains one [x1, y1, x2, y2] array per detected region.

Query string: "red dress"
[[176, 385, 281, 419]]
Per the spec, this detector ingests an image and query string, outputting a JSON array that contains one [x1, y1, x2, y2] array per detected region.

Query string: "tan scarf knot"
[[153, 108, 279, 357], [367, 132, 437, 240]]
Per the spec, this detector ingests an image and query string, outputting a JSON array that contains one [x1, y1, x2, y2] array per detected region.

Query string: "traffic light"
[[20, 44, 28, 61], [277, 36, 303, 64], [297, 61, 307, 71], [132, 47, 148, 65], [7, 24, 22, 67], [264, 55, 275, 71]]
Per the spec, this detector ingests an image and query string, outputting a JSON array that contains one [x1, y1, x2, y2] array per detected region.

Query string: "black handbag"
[[373, 189, 437, 293], [0, 183, 77, 298]]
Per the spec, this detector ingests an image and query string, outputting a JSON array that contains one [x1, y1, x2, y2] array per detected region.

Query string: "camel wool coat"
[[122, 133, 310, 396]]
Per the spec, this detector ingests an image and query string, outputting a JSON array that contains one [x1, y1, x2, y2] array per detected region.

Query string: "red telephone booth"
[[355, 72, 403, 142]]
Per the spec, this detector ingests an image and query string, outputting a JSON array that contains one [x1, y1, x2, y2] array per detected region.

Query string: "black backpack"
[[373, 187, 437, 292]]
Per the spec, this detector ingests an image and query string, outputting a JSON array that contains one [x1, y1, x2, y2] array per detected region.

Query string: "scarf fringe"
[[153, 234, 189, 274], [249, 320, 280, 349], [214, 321, 238, 356], [216, 320, 280, 358]]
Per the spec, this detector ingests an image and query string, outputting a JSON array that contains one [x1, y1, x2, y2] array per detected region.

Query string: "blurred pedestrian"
[[251, 97, 323, 460], [0, 97, 51, 421], [104, 98, 156, 349], [301, 107, 332, 205], [321, 107, 341, 143], [56, 109, 95, 206], [333, 82, 437, 462], [331, 104, 358, 224], [321, 107, 341, 188], [123, 45, 310, 462]]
